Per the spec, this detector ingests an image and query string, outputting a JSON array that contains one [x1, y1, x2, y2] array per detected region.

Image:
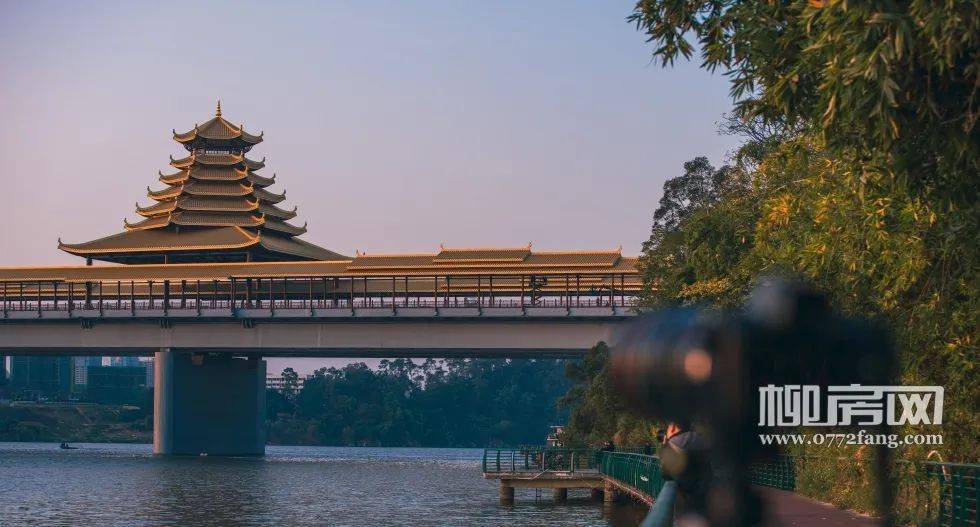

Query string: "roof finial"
[[216, 99, 222, 117]]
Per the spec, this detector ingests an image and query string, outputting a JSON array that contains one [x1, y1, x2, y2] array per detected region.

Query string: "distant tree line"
[[266, 358, 570, 447]]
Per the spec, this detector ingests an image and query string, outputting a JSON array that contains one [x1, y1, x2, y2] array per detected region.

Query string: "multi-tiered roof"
[[60, 103, 344, 264]]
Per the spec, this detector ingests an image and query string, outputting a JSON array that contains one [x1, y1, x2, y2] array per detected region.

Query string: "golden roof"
[[171, 211, 264, 227], [173, 102, 263, 146], [180, 181, 254, 197], [124, 215, 170, 231], [343, 246, 636, 274], [263, 218, 307, 236], [57, 227, 345, 263], [434, 245, 531, 263], [56, 106, 360, 264], [59, 226, 258, 255], [258, 202, 298, 220], [136, 200, 176, 217], [177, 196, 259, 212], [254, 187, 286, 203], [20, 244, 639, 281], [172, 118, 262, 144], [147, 185, 182, 201], [170, 153, 265, 171]]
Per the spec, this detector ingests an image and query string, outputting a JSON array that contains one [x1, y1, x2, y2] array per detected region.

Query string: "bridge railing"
[[598, 451, 666, 498], [1, 273, 639, 316], [482, 447, 598, 474]]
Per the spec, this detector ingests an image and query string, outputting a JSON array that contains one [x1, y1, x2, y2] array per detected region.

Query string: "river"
[[0, 443, 647, 526]]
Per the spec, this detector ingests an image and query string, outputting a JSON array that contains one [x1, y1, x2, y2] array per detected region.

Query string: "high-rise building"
[[0, 355, 7, 386], [9, 356, 74, 400], [142, 358, 154, 388], [72, 356, 104, 386], [110, 356, 141, 368], [86, 365, 148, 405]]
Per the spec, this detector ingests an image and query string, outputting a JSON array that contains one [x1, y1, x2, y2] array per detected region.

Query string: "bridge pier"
[[153, 349, 266, 456], [603, 481, 619, 503], [499, 482, 515, 504]]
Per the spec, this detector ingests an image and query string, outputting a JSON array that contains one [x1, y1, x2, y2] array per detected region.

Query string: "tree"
[[266, 359, 571, 447], [629, 0, 979, 201], [280, 367, 300, 399], [640, 156, 755, 307]]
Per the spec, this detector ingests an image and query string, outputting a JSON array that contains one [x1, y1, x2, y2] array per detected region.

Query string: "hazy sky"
[[0, 1, 738, 374]]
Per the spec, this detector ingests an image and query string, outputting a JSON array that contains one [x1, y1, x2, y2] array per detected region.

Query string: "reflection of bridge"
[[1, 261, 639, 456]]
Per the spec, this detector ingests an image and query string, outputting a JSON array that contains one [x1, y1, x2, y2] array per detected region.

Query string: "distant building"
[[9, 356, 74, 400], [266, 375, 306, 396], [0, 355, 7, 386], [143, 358, 155, 388], [86, 365, 147, 405], [109, 356, 142, 368], [72, 356, 104, 386]]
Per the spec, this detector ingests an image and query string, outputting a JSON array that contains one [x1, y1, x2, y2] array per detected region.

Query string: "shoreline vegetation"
[[0, 402, 151, 444], [2, 358, 572, 449]]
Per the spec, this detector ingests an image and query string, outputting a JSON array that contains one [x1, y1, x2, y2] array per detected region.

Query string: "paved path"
[[758, 488, 880, 526]]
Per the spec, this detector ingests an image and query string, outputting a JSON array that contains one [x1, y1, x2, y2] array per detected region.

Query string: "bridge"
[[1, 258, 639, 456], [1, 106, 643, 457]]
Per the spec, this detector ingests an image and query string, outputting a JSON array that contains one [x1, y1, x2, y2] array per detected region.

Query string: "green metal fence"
[[597, 451, 665, 498], [924, 462, 978, 527], [482, 447, 597, 473], [748, 455, 797, 491], [747, 456, 977, 527], [484, 447, 977, 527]]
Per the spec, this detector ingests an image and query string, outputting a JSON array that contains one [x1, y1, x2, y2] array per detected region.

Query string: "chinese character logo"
[[758, 384, 943, 427]]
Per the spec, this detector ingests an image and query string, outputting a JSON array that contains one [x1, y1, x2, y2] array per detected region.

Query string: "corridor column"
[[153, 349, 266, 456]]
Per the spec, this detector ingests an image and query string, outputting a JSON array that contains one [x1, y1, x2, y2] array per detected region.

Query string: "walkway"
[[758, 487, 879, 526]]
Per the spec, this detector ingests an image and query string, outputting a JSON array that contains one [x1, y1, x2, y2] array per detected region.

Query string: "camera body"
[[611, 279, 895, 525]]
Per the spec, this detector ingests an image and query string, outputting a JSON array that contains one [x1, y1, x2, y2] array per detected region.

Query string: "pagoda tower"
[[59, 102, 345, 264]]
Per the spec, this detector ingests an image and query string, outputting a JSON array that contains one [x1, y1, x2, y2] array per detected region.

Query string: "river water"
[[0, 443, 647, 526]]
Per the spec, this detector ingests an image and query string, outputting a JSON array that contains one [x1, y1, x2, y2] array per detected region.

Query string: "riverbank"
[[0, 402, 151, 443]]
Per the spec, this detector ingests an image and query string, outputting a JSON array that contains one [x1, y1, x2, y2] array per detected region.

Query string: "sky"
[[0, 1, 738, 374]]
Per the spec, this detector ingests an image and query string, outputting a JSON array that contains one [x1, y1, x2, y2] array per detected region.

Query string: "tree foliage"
[[266, 359, 570, 447], [558, 343, 658, 447], [629, 0, 979, 200]]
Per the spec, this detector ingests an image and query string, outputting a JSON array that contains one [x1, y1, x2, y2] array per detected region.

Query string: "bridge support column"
[[499, 481, 514, 504], [552, 488, 568, 502], [153, 349, 266, 456]]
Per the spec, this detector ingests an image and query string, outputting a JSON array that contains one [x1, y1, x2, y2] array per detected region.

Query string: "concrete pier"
[[153, 349, 266, 456], [603, 481, 619, 503], [488, 473, 603, 504], [499, 482, 515, 503]]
